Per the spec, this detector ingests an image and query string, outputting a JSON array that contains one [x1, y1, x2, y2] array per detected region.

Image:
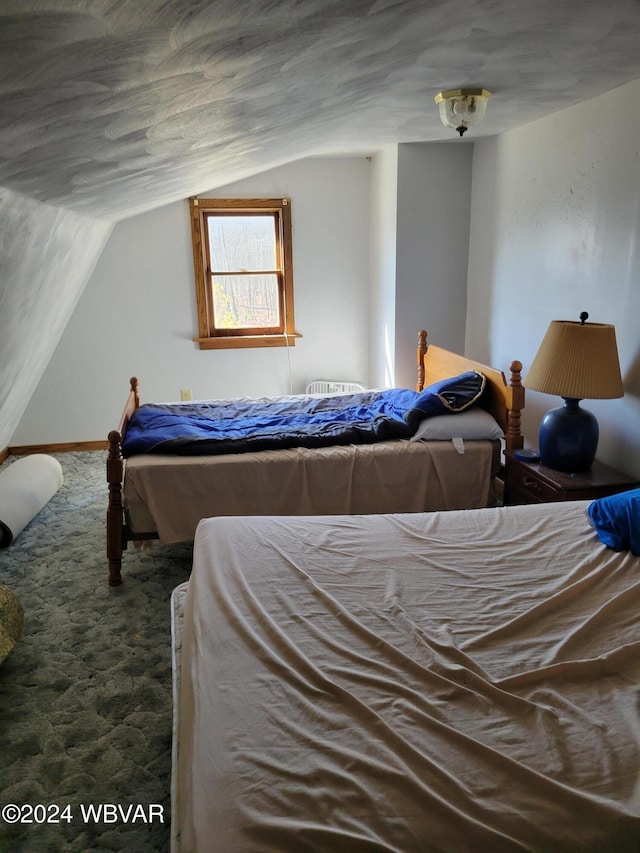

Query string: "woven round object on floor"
[[0, 584, 24, 664]]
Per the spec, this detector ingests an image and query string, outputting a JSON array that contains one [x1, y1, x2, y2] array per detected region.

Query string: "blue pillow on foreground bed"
[[587, 489, 640, 556]]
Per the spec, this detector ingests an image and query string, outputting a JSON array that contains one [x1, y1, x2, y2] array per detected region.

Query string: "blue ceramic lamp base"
[[538, 397, 599, 473]]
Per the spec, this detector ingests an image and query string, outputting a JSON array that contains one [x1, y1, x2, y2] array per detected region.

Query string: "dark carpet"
[[0, 452, 191, 853]]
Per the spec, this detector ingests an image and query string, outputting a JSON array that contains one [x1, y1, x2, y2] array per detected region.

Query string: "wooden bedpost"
[[105, 376, 141, 585], [130, 376, 140, 409], [505, 360, 525, 453], [106, 430, 125, 586], [416, 330, 428, 391]]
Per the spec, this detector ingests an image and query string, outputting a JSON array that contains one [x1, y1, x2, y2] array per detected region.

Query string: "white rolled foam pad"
[[0, 455, 64, 547]]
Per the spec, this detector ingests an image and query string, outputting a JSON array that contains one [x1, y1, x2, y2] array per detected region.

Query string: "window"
[[189, 197, 299, 349]]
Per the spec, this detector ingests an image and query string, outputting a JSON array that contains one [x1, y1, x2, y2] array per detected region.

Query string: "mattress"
[[171, 501, 640, 851], [170, 581, 188, 853], [126, 437, 498, 541]]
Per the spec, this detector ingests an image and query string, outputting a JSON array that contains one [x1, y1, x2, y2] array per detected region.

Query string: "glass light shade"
[[434, 89, 492, 136]]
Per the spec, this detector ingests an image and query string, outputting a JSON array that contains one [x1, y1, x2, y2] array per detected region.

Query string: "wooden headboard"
[[416, 330, 524, 453]]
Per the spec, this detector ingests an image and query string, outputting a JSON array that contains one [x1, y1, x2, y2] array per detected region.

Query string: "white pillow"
[[410, 407, 504, 442]]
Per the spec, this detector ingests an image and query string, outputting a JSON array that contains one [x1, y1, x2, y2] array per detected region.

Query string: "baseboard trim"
[[0, 447, 8, 464], [8, 440, 109, 456]]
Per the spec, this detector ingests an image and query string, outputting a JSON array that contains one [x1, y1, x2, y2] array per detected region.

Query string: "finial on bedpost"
[[130, 377, 140, 409], [416, 330, 428, 391], [506, 360, 525, 452]]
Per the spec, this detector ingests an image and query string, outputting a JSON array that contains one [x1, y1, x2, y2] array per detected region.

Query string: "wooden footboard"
[[106, 377, 140, 586]]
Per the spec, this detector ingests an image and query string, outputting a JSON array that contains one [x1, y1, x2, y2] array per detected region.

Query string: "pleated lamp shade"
[[525, 320, 623, 400], [524, 319, 623, 472]]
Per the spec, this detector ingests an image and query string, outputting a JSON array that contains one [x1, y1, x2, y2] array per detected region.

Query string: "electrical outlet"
[[180, 388, 193, 401]]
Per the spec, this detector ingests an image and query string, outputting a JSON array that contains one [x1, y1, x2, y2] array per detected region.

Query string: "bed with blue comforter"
[[106, 332, 525, 585], [121, 372, 485, 457]]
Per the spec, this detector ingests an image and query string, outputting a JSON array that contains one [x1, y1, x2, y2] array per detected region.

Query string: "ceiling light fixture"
[[434, 88, 492, 137]]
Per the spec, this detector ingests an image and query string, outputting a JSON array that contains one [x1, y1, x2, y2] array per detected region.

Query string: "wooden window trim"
[[189, 197, 300, 350]]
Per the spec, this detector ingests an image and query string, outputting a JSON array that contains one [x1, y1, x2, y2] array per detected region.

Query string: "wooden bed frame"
[[416, 330, 524, 450], [106, 331, 524, 586]]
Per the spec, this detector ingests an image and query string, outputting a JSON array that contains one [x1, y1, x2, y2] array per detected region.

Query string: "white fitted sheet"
[[172, 501, 640, 851], [125, 438, 498, 541]]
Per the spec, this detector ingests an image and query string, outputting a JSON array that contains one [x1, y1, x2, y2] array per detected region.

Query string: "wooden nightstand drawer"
[[507, 462, 560, 503], [504, 453, 640, 506]]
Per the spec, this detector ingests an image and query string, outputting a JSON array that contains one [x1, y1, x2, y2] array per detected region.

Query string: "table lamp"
[[524, 312, 624, 473]]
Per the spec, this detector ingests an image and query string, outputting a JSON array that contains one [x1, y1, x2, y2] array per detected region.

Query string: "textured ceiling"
[[2, 0, 640, 221]]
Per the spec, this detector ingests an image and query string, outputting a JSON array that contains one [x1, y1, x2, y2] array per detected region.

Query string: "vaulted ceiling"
[[3, 0, 640, 222]]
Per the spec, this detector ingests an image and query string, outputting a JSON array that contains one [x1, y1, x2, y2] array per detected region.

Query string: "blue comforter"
[[121, 372, 485, 457]]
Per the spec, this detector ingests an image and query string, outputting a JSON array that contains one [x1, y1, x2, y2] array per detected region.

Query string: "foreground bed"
[[171, 498, 640, 852], [107, 331, 524, 584]]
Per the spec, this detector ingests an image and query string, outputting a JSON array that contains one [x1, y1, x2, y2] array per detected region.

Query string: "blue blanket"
[[121, 371, 485, 457]]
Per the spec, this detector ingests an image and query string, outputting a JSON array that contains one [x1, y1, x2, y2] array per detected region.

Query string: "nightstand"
[[504, 452, 640, 506]]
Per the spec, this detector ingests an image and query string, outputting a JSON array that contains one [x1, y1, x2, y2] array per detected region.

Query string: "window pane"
[[212, 274, 281, 329], [207, 215, 277, 272]]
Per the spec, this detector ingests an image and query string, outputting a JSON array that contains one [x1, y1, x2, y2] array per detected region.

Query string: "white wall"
[[467, 79, 640, 478], [393, 142, 473, 389], [0, 189, 111, 449], [368, 142, 474, 391], [368, 146, 398, 388], [11, 158, 371, 445]]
